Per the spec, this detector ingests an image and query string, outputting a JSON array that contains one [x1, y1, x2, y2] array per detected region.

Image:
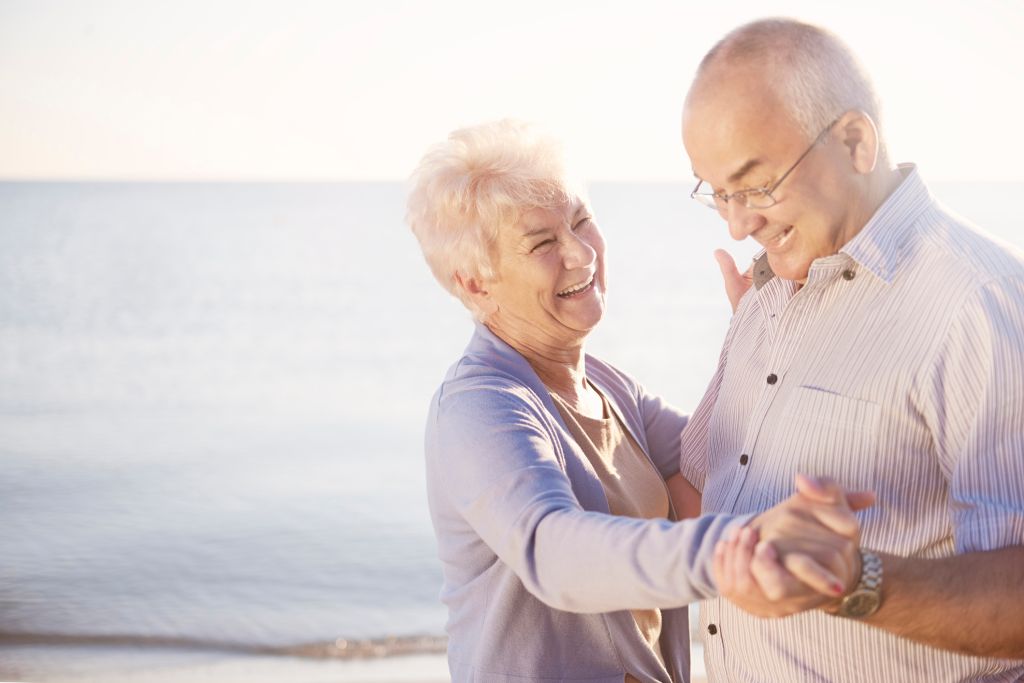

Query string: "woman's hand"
[[712, 475, 876, 617], [714, 249, 753, 313]]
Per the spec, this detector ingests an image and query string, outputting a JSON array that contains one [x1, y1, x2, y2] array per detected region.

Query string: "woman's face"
[[482, 197, 606, 349]]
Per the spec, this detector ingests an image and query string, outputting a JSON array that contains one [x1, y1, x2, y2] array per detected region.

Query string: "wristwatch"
[[836, 549, 883, 618]]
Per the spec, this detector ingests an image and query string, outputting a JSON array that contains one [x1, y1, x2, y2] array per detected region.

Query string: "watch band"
[[836, 548, 883, 618]]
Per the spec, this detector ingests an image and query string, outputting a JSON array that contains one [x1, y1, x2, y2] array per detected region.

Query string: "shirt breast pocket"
[[778, 386, 882, 491]]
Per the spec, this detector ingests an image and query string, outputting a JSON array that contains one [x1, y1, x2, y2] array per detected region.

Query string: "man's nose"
[[724, 200, 767, 241]]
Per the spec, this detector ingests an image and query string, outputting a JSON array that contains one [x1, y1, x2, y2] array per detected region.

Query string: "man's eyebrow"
[[728, 159, 762, 184], [691, 159, 763, 186]]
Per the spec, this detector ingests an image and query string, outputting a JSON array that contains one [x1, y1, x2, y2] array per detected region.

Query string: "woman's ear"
[[836, 110, 880, 175], [455, 271, 498, 316]]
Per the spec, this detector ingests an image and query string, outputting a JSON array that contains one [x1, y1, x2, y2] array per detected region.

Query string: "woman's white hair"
[[700, 18, 885, 155], [406, 119, 583, 318]]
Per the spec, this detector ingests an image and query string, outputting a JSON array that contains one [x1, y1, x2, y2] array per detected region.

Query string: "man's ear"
[[455, 271, 498, 316], [835, 110, 880, 175]]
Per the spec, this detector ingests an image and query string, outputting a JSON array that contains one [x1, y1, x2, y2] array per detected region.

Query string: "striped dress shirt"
[[680, 166, 1024, 682]]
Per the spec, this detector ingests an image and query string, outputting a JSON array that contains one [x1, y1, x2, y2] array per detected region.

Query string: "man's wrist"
[[827, 548, 883, 618]]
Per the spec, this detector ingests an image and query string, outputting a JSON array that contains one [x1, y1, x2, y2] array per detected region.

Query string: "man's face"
[[682, 76, 858, 283]]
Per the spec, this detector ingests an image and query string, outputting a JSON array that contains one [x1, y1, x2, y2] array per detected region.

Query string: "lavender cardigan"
[[424, 324, 741, 682]]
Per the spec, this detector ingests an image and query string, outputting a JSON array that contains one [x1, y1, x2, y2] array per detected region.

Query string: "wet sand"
[[0, 644, 450, 683]]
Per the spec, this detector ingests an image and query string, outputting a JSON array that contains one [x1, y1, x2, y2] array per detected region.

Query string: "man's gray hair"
[[699, 18, 883, 145]]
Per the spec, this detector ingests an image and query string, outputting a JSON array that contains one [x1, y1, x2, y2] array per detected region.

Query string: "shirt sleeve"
[[428, 377, 741, 613], [922, 275, 1024, 552], [679, 297, 745, 493]]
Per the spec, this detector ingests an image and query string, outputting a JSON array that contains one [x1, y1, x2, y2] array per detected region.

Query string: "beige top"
[[550, 386, 671, 675]]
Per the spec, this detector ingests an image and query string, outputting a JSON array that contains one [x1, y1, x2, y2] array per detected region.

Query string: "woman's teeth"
[[558, 277, 594, 297]]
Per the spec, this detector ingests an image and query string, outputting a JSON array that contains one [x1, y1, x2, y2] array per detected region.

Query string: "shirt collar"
[[840, 164, 932, 284], [752, 251, 774, 290], [751, 164, 932, 289]]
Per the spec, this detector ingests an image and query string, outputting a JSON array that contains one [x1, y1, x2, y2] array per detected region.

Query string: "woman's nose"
[[562, 231, 596, 269]]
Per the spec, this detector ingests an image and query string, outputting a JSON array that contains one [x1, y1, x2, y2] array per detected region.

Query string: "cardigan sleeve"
[[428, 376, 742, 613], [678, 292, 747, 492], [636, 384, 689, 481]]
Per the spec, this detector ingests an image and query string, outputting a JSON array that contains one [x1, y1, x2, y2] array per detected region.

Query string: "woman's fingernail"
[[755, 541, 776, 560]]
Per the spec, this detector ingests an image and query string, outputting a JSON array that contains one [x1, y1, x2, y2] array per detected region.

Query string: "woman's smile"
[[557, 275, 596, 298]]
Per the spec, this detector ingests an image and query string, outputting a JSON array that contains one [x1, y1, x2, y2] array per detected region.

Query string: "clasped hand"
[[712, 474, 876, 617]]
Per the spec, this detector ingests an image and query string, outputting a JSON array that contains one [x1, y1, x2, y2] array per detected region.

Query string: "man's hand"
[[714, 249, 754, 313], [713, 475, 875, 617]]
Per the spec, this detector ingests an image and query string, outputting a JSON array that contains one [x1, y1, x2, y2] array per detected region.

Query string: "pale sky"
[[1, 0, 1022, 181]]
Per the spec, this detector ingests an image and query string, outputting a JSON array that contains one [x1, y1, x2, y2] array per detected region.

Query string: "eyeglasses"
[[690, 118, 839, 211]]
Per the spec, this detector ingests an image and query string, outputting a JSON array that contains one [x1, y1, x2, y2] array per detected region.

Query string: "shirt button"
[[708, 624, 718, 635], [767, 373, 778, 385], [739, 454, 749, 466], [842, 269, 856, 281]]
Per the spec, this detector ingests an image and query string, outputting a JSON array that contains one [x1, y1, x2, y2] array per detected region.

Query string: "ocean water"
[[0, 180, 1020, 677]]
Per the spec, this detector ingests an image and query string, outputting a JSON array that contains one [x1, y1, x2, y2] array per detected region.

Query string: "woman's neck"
[[484, 322, 591, 405], [530, 352, 587, 398]]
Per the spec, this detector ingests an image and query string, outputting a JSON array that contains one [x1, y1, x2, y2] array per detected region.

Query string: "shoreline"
[[0, 632, 448, 660], [0, 642, 451, 683]]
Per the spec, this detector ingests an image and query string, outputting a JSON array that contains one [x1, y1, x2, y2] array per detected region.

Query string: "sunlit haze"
[[1, 0, 1022, 181]]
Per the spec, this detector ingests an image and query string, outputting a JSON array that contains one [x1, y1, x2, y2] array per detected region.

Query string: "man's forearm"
[[864, 547, 1024, 658]]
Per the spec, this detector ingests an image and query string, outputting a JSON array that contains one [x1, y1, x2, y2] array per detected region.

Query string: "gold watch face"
[[841, 590, 881, 618]]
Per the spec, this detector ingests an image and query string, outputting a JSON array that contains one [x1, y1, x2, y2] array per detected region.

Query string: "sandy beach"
[[0, 642, 707, 683]]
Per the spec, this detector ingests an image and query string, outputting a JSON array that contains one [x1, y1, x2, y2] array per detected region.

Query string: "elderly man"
[[679, 18, 1024, 682]]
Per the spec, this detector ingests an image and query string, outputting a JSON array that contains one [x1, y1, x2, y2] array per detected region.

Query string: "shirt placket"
[[709, 266, 845, 681], [720, 278, 805, 515], [701, 278, 795, 680]]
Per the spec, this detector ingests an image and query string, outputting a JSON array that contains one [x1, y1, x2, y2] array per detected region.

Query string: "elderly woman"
[[406, 120, 858, 683]]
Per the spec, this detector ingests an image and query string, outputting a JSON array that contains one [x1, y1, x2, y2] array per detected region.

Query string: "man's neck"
[[838, 165, 906, 253], [792, 165, 906, 288], [863, 164, 905, 222]]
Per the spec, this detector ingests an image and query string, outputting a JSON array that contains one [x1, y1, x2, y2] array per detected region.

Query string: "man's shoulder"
[[914, 203, 1024, 286]]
